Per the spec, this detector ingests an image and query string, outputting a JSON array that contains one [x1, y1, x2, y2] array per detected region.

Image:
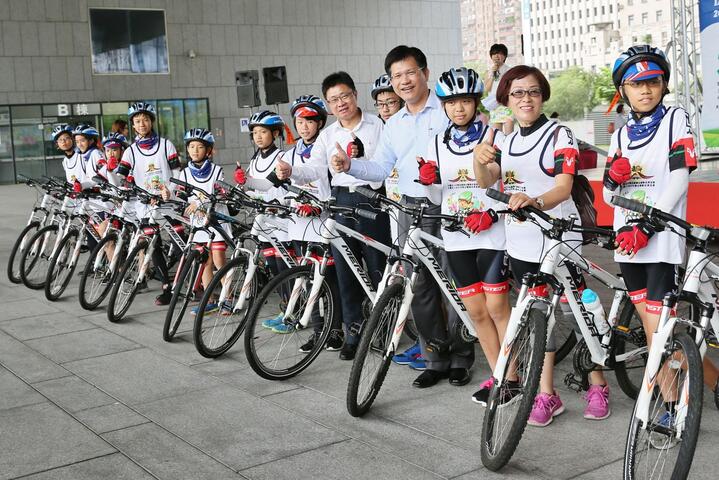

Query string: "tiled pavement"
[[1, 183, 717, 480]]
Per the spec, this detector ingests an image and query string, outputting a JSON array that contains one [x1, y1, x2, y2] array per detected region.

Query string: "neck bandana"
[[296, 140, 314, 159], [626, 104, 666, 142], [450, 119, 484, 147], [135, 131, 158, 150], [188, 159, 213, 180]]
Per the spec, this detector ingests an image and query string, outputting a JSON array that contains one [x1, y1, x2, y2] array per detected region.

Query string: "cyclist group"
[[11, 41, 715, 477]]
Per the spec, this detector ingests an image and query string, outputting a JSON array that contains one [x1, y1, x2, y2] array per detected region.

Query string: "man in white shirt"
[[331, 46, 475, 388], [275, 71, 390, 360]]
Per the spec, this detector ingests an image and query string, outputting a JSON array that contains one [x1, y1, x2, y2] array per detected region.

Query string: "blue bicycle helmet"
[[612, 45, 670, 89], [102, 132, 129, 149], [184, 128, 215, 146], [128, 102, 157, 122], [72, 124, 100, 139], [51, 124, 73, 142], [249, 110, 284, 130]]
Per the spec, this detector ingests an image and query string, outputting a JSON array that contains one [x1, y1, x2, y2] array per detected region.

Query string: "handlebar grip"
[[284, 184, 303, 196], [169, 177, 194, 191], [486, 188, 511, 204], [354, 186, 378, 201], [355, 208, 378, 221], [610, 195, 651, 215]]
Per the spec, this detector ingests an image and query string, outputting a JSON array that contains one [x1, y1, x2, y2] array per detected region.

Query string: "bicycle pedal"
[[563, 373, 587, 393]]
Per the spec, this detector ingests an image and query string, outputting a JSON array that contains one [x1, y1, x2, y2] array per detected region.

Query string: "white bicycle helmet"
[[435, 67, 484, 100]]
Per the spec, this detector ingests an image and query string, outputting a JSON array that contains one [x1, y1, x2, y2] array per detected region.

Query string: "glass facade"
[[0, 98, 209, 184]]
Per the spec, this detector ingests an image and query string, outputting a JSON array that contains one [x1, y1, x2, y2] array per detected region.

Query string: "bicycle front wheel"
[[78, 233, 121, 310], [19, 224, 60, 289], [244, 264, 338, 380], [623, 332, 702, 480], [7, 221, 41, 284], [164, 250, 201, 342], [44, 230, 79, 301], [481, 305, 548, 471], [346, 282, 404, 417], [107, 243, 146, 322]]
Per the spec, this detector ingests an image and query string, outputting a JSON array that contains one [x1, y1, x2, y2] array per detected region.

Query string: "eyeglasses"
[[622, 77, 663, 89], [390, 68, 423, 82], [326, 91, 355, 105], [375, 100, 401, 109], [509, 88, 543, 99]]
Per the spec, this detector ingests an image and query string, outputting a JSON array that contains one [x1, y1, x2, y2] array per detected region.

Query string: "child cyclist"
[[116, 102, 182, 305], [170, 128, 230, 315], [604, 45, 719, 412], [53, 124, 82, 185], [371, 73, 404, 123], [417, 67, 510, 403]]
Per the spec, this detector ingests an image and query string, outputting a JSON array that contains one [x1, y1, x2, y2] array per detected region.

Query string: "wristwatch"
[[535, 197, 545, 209]]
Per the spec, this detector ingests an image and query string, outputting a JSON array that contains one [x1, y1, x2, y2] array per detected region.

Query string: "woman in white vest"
[[474, 65, 610, 426], [417, 67, 510, 403]]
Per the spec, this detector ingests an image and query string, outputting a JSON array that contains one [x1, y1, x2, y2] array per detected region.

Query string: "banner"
[[699, 0, 719, 151]]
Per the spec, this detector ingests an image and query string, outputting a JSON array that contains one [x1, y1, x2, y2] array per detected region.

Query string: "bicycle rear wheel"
[[107, 243, 145, 322], [19, 224, 60, 289], [44, 230, 79, 301], [164, 250, 201, 342], [244, 265, 338, 380], [613, 299, 649, 399], [7, 221, 40, 284], [623, 332, 702, 480], [346, 282, 403, 417], [193, 255, 254, 358], [480, 305, 548, 471]]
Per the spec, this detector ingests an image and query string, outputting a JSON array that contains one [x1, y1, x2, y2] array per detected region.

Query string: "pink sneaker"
[[527, 391, 564, 427], [583, 384, 611, 420]]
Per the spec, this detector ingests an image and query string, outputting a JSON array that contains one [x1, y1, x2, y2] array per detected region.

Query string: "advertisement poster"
[[699, 0, 719, 151]]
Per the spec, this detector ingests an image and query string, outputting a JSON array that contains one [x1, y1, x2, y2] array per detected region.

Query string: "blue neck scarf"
[[188, 159, 213, 181], [626, 104, 667, 142], [135, 131, 158, 150], [81, 145, 97, 162], [451, 119, 484, 147], [296, 140, 314, 160]]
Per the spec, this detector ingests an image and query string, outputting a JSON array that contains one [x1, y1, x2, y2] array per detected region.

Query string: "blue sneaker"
[[191, 302, 218, 315], [271, 322, 295, 334], [392, 343, 421, 365], [261, 314, 284, 329], [408, 355, 426, 371], [650, 411, 678, 450]]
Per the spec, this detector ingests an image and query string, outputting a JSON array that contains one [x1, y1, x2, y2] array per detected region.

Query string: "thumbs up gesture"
[[331, 141, 351, 173], [473, 127, 498, 166], [275, 158, 292, 180], [346, 132, 365, 158]]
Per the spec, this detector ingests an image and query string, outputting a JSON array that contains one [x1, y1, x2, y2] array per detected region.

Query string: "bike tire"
[[346, 282, 404, 417], [244, 264, 338, 380], [19, 224, 60, 290], [613, 299, 649, 400], [163, 250, 200, 342], [480, 304, 548, 471], [107, 242, 146, 323], [193, 255, 254, 358], [78, 233, 120, 311], [623, 332, 703, 480], [44, 229, 79, 301], [7, 221, 40, 284]]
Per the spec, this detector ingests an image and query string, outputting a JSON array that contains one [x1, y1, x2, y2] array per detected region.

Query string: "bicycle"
[[77, 179, 139, 310], [106, 185, 188, 323], [162, 177, 245, 342], [477, 188, 649, 471], [613, 196, 708, 480], [7, 175, 63, 284], [242, 184, 392, 380], [191, 181, 295, 358]]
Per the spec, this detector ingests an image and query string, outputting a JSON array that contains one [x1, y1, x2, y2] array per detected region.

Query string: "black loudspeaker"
[[236, 70, 260, 108], [263, 66, 289, 105]]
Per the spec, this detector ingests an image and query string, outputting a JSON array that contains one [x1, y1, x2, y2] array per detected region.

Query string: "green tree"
[[593, 66, 616, 105], [543, 67, 597, 120]]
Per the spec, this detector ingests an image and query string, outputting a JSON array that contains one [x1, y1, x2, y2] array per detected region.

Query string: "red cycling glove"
[[72, 180, 82, 193], [107, 156, 119, 171], [604, 154, 632, 191], [464, 209, 498, 234], [615, 222, 654, 255], [417, 158, 439, 185], [295, 203, 321, 217], [234, 166, 247, 185]]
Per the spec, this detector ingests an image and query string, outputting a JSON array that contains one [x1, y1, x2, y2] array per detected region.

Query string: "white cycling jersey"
[[248, 145, 289, 242], [178, 163, 231, 245]]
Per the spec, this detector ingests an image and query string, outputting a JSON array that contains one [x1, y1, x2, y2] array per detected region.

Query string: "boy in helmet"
[[71, 124, 104, 191], [371, 73, 404, 123], [604, 45, 719, 412], [53, 124, 82, 187], [117, 102, 182, 305]]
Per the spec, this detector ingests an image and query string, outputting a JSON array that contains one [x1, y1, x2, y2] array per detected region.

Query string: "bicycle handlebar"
[[486, 188, 551, 223]]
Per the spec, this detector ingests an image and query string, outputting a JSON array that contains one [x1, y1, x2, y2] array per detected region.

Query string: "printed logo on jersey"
[[446, 190, 484, 214], [70, 175, 77, 183], [386, 168, 401, 202], [145, 162, 164, 193], [630, 164, 653, 180], [503, 170, 524, 186], [448, 168, 475, 183]]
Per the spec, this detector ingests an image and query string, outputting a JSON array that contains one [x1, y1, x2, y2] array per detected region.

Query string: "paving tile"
[[240, 438, 442, 480], [135, 384, 347, 470], [2, 298, 63, 321], [102, 423, 242, 480], [25, 328, 141, 364], [33, 375, 117, 413], [0, 365, 45, 410], [20, 453, 154, 480], [63, 348, 220, 405], [0, 402, 115, 480], [0, 311, 94, 340], [191, 357, 303, 398], [74, 402, 150, 434], [0, 330, 70, 383]]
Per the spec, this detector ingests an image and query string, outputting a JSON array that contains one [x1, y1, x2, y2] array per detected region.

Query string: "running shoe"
[[583, 384, 611, 420], [271, 322, 295, 334], [325, 329, 344, 351], [261, 314, 284, 329], [191, 302, 219, 315], [392, 342, 421, 365], [528, 391, 565, 427], [299, 333, 316, 353], [472, 376, 495, 406], [407, 355, 426, 371]]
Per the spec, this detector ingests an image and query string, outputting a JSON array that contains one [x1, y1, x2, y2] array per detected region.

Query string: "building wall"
[[0, 0, 462, 169], [462, 0, 524, 66]]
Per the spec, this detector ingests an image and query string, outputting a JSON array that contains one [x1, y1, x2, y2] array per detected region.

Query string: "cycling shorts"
[[508, 256, 585, 298], [446, 249, 509, 297], [619, 262, 678, 315]]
